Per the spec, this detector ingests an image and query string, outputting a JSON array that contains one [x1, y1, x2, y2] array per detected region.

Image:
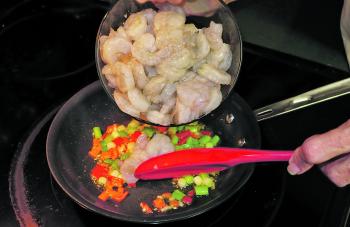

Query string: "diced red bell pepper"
[[176, 130, 192, 145], [130, 131, 142, 142], [91, 164, 108, 179], [201, 130, 212, 136], [114, 137, 128, 146], [154, 126, 167, 133]]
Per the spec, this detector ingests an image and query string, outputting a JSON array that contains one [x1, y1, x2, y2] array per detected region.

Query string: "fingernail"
[[287, 163, 301, 175]]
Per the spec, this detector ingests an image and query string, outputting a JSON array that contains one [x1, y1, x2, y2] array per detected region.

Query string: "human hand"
[[287, 119, 350, 187]]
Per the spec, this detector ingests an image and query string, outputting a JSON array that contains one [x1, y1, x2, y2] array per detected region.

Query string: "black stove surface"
[[1, 1, 350, 227]]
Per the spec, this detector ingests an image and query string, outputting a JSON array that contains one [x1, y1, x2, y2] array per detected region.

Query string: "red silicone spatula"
[[134, 147, 293, 180]]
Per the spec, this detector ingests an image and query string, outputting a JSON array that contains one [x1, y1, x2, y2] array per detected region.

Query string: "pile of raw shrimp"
[[99, 8, 233, 126]]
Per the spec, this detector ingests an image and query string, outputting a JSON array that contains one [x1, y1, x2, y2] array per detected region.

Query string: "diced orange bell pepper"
[[89, 138, 102, 158], [153, 197, 166, 210], [140, 202, 153, 214], [161, 192, 172, 199], [110, 191, 129, 203], [98, 190, 110, 201], [110, 147, 119, 159], [99, 150, 112, 160], [169, 200, 180, 208]]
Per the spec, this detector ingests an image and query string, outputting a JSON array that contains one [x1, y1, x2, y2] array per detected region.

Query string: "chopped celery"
[[118, 130, 128, 137], [93, 127, 102, 139], [203, 177, 214, 188], [211, 135, 220, 146], [120, 152, 130, 161], [172, 189, 186, 201], [103, 158, 113, 164], [199, 173, 210, 179], [172, 136, 179, 145], [97, 177, 107, 185], [100, 140, 108, 152], [194, 185, 209, 196], [184, 175, 194, 184], [199, 135, 211, 144], [143, 127, 155, 138], [205, 142, 214, 148], [111, 160, 119, 170]]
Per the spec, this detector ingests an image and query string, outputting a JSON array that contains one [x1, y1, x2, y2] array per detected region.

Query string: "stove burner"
[[9, 107, 286, 227], [0, 0, 105, 80]]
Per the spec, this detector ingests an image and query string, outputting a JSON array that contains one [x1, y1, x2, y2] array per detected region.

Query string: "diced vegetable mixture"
[[88, 120, 221, 213]]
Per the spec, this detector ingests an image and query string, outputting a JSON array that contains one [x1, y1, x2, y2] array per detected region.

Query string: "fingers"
[[136, 0, 184, 4], [321, 153, 350, 187], [288, 119, 350, 176]]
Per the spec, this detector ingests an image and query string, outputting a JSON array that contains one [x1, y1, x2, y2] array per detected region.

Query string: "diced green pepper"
[[172, 189, 186, 201], [199, 173, 210, 179], [93, 127, 102, 139], [177, 125, 185, 131], [194, 185, 209, 196]]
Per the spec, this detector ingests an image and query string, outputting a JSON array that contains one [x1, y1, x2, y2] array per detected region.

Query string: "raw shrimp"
[[197, 63, 231, 85], [129, 59, 149, 89], [144, 134, 174, 157], [204, 86, 222, 113], [131, 33, 173, 66], [143, 75, 167, 97], [155, 28, 184, 49], [176, 77, 211, 111], [120, 134, 174, 184], [156, 48, 195, 82], [160, 97, 176, 114], [101, 65, 117, 88], [146, 111, 172, 126], [206, 43, 232, 71], [144, 66, 157, 78], [124, 12, 148, 41], [100, 36, 132, 65], [112, 62, 135, 93], [173, 99, 199, 124], [113, 91, 140, 118], [143, 9, 157, 33], [159, 83, 176, 103], [204, 21, 224, 50], [127, 87, 150, 112], [183, 25, 210, 62]]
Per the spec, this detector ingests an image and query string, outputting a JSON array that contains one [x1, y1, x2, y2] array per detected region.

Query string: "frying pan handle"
[[254, 77, 350, 122]]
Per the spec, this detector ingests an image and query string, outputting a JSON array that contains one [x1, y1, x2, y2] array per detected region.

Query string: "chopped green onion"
[[142, 127, 155, 138], [177, 178, 187, 188], [211, 135, 220, 146], [103, 158, 113, 164], [194, 185, 209, 196], [184, 175, 194, 184], [181, 144, 192, 149], [172, 136, 179, 145], [199, 173, 210, 179], [101, 140, 108, 152], [194, 176, 203, 185], [175, 145, 183, 150], [172, 189, 186, 201], [93, 127, 102, 139], [199, 135, 211, 145], [97, 177, 107, 185]]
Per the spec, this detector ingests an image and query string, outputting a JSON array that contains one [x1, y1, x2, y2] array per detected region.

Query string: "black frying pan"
[[46, 81, 260, 223]]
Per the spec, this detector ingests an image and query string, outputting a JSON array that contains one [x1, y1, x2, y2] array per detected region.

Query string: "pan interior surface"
[[46, 81, 260, 223]]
